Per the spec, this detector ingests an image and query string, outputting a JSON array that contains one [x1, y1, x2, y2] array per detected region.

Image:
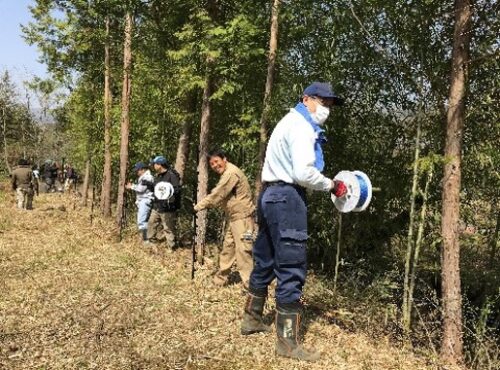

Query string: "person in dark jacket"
[[11, 158, 38, 210], [41, 160, 58, 193], [146, 156, 181, 250]]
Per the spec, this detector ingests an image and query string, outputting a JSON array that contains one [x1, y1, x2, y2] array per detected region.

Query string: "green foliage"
[[0, 71, 41, 173]]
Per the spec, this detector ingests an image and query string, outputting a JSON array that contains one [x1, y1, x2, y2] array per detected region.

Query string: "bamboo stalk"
[[402, 120, 421, 335], [407, 165, 433, 326], [333, 213, 343, 293]]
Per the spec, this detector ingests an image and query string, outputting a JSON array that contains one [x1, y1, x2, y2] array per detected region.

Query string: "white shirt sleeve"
[[287, 120, 332, 192], [132, 172, 153, 194], [131, 181, 147, 194]]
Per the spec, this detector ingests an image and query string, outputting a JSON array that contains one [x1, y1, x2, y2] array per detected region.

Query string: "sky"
[[0, 0, 48, 94]]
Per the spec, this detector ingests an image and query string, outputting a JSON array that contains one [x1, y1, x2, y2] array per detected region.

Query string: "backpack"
[[168, 168, 182, 211]]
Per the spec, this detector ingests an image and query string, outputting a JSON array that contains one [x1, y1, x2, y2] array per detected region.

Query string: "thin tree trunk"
[[333, 213, 342, 293], [195, 75, 213, 262], [407, 165, 434, 329], [116, 11, 133, 226], [195, 0, 218, 260], [440, 0, 471, 364], [255, 0, 280, 198], [101, 15, 113, 217], [490, 208, 499, 262], [22, 90, 28, 159], [403, 119, 421, 334], [174, 93, 196, 181], [2, 106, 11, 173], [82, 157, 91, 206]]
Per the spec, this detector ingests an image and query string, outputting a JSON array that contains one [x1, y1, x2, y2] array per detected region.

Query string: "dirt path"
[[0, 191, 445, 369]]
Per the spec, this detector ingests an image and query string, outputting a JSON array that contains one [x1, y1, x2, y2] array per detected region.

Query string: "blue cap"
[[152, 156, 168, 166], [303, 82, 344, 106], [133, 162, 147, 171]]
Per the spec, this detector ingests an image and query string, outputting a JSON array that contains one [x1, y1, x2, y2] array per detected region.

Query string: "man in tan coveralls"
[[11, 158, 38, 210], [194, 149, 255, 289]]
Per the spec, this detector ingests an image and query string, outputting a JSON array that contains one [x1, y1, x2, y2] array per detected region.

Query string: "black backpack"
[[168, 168, 182, 211]]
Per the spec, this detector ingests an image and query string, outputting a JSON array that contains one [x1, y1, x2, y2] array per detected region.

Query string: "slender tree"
[[82, 157, 91, 206], [195, 75, 213, 261], [174, 94, 196, 181], [403, 119, 421, 334], [0, 72, 15, 173], [255, 0, 280, 197], [101, 15, 113, 217], [407, 163, 434, 329], [116, 11, 134, 227], [440, 0, 472, 364], [1, 104, 10, 173], [194, 0, 219, 258]]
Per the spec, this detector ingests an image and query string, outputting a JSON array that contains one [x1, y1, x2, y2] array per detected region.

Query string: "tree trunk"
[[408, 165, 434, 332], [194, 0, 218, 260], [115, 11, 133, 227], [440, 0, 471, 364], [101, 15, 113, 217], [490, 208, 499, 262], [403, 119, 421, 335], [195, 75, 213, 262], [2, 105, 11, 174], [174, 93, 197, 181], [255, 0, 280, 198], [81, 158, 91, 206]]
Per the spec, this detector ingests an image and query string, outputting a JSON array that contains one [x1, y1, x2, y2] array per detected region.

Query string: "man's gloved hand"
[[331, 180, 347, 198], [193, 203, 202, 212]]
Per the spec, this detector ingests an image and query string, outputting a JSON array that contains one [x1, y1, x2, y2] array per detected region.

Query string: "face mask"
[[312, 103, 330, 125]]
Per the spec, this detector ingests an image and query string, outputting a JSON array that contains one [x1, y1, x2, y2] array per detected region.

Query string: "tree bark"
[[403, 119, 421, 335], [194, 0, 218, 259], [81, 158, 91, 206], [255, 0, 280, 197], [408, 165, 434, 333], [174, 93, 197, 181], [2, 105, 11, 174], [195, 75, 213, 261], [115, 11, 133, 227], [440, 0, 471, 364], [101, 15, 113, 217], [490, 208, 499, 262]]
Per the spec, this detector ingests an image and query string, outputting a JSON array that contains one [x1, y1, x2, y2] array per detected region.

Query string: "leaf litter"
[[0, 190, 460, 370]]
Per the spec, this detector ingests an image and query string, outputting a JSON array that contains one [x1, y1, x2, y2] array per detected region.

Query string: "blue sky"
[[0, 0, 48, 89]]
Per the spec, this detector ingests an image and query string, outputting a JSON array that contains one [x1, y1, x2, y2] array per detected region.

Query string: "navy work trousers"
[[249, 183, 308, 305]]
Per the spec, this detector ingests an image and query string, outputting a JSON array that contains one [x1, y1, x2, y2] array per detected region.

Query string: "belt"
[[263, 181, 305, 192], [264, 180, 292, 187]]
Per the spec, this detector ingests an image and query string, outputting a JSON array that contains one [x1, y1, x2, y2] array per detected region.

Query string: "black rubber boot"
[[141, 229, 148, 242], [241, 288, 272, 335], [275, 302, 320, 362]]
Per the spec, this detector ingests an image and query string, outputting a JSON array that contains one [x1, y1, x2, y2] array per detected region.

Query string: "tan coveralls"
[[11, 165, 38, 210], [195, 162, 255, 288]]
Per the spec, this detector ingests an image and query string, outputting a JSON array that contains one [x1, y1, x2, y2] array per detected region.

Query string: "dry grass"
[[0, 188, 459, 370]]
